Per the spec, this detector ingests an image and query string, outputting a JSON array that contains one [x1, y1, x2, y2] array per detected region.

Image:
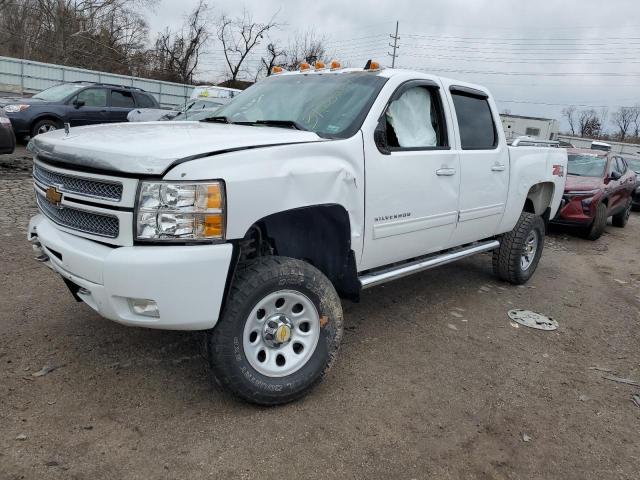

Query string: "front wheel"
[[493, 212, 545, 285], [583, 202, 607, 240], [612, 200, 631, 228], [208, 256, 343, 405], [31, 119, 61, 137]]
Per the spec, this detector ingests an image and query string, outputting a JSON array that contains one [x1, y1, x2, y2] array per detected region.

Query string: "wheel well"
[[237, 205, 360, 299], [31, 115, 62, 131], [525, 182, 554, 217]]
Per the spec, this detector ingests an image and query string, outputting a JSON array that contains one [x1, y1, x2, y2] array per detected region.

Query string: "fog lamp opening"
[[128, 298, 160, 318]]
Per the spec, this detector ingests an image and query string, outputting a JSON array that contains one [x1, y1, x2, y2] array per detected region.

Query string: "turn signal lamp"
[[271, 65, 284, 75], [299, 62, 311, 72], [330, 60, 342, 70], [314, 60, 325, 70]]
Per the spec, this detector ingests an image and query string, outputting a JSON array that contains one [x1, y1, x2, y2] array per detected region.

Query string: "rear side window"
[[135, 92, 157, 108], [111, 90, 135, 108], [451, 91, 497, 149]]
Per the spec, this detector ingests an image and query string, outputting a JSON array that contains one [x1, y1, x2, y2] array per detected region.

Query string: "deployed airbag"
[[386, 88, 437, 148]]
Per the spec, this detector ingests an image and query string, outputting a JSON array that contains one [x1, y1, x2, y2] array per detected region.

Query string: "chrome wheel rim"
[[520, 230, 538, 271], [37, 124, 57, 135], [243, 290, 320, 378]]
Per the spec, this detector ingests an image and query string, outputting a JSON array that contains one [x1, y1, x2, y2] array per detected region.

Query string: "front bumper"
[[28, 214, 233, 330], [551, 194, 599, 226]]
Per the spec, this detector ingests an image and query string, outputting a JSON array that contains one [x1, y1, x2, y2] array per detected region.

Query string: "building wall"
[[500, 115, 559, 141], [0, 56, 194, 107]]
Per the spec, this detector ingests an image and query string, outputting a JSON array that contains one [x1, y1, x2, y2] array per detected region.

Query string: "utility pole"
[[388, 21, 400, 68]]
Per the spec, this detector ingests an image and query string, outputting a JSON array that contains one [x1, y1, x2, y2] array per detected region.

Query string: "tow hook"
[[29, 235, 49, 263]]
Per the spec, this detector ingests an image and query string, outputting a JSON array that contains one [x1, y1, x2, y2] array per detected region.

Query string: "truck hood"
[[564, 174, 603, 192], [29, 121, 324, 175]]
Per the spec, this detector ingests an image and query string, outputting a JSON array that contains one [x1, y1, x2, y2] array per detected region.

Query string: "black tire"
[[207, 256, 343, 405], [492, 212, 545, 285], [31, 118, 61, 137], [612, 200, 631, 228], [583, 202, 607, 240]]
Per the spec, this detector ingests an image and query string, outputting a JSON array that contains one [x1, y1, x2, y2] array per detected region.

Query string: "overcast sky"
[[145, 0, 640, 131]]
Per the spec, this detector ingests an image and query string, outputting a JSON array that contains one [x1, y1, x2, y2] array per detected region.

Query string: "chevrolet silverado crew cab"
[[27, 63, 567, 405]]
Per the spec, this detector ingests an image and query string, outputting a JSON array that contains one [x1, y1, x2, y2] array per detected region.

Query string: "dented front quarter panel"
[[163, 135, 365, 263]]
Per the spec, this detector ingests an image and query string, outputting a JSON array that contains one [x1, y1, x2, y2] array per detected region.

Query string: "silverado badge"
[[46, 186, 62, 206]]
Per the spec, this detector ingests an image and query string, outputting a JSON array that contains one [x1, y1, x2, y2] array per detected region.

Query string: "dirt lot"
[[1, 149, 639, 480]]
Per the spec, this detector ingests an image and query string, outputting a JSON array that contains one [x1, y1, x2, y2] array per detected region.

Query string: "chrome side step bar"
[[359, 240, 500, 289]]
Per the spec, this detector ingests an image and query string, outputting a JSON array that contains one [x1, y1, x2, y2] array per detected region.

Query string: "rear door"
[[108, 89, 136, 122], [360, 80, 461, 269], [446, 85, 510, 246], [66, 88, 109, 126]]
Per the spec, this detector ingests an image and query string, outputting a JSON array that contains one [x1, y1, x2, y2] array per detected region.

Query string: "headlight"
[[3, 104, 30, 113], [135, 181, 225, 241]]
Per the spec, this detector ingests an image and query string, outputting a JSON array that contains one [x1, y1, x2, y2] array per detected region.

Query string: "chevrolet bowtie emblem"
[[46, 186, 62, 206]]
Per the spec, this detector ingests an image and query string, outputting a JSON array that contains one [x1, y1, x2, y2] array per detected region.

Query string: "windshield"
[[567, 154, 607, 177], [624, 157, 640, 172], [33, 84, 84, 101], [212, 72, 388, 138]]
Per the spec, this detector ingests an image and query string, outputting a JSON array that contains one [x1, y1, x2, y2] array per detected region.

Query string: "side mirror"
[[73, 100, 85, 109], [609, 171, 622, 181], [374, 119, 390, 155]]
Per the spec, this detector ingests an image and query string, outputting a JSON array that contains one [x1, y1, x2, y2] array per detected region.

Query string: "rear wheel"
[[493, 212, 545, 285], [31, 119, 61, 137], [612, 200, 631, 228], [583, 202, 607, 240], [207, 256, 343, 405]]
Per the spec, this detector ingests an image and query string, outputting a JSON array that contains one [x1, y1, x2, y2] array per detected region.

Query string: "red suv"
[[552, 149, 637, 240]]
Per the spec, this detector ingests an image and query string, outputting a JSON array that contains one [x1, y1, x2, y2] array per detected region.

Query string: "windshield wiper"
[[236, 120, 308, 131], [201, 115, 231, 124]]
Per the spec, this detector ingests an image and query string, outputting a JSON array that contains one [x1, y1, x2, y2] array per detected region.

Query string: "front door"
[[361, 81, 460, 270], [447, 86, 509, 246], [67, 88, 109, 126]]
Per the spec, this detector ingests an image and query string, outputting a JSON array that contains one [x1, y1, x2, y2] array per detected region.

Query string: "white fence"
[[0, 56, 195, 107]]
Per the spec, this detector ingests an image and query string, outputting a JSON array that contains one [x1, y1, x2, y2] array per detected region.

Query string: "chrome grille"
[[36, 192, 119, 238], [34, 163, 123, 201]]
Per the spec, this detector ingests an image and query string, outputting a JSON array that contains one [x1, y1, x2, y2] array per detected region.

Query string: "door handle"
[[436, 168, 456, 176], [491, 164, 506, 172]]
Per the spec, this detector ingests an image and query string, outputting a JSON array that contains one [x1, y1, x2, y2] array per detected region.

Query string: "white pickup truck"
[[27, 64, 567, 405]]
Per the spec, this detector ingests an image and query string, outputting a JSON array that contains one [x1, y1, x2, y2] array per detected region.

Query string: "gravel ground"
[[1, 151, 639, 480]]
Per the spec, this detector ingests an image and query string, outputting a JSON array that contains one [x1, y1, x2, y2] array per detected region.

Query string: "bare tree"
[[578, 109, 601, 138], [0, 0, 154, 75], [258, 42, 286, 78], [562, 106, 577, 136], [151, 0, 209, 83], [217, 11, 278, 84], [611, 106, 635, 141], [285, 31, 328, 70]]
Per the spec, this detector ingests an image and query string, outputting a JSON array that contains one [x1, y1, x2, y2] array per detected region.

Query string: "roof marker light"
[[299, 62, 311, 72], [330, 60, 341, 71], [364, 59, 381, 71], [271, 65, 284, 75], [314, 60, 325, 70]]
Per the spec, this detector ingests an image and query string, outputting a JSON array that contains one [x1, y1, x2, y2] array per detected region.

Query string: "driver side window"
[[75, 88, 107, 107], [384, 86, 447, 150]]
